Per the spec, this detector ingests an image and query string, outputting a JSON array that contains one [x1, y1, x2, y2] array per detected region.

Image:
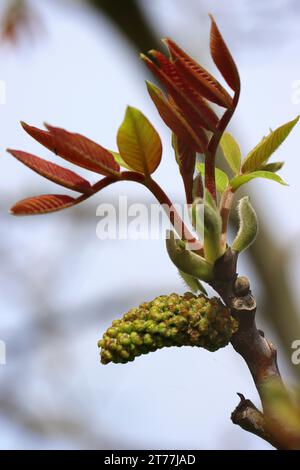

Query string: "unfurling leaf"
[[146, 81, 206, 152], [141, 52, 218, 133], [230, 171, 288, 191], [259, 161, 284, 173], [166, 231, 213, 282], [21, 122, 120, 176], [163, 38, 233, 108], [232, 197, 258, 252], [203, 190, 223, 264], [172, 134, 196, 203], [117, 106, 162, 176], [196, 162, 229, 194], [7, 150, 92, 193], [241, 116, 299, 173], [178, 270, 207, 295], [209, 15, 240, 93], [220, 133, 241, 174], [148, 49, 219, 132], [10, 194, 77, 216]]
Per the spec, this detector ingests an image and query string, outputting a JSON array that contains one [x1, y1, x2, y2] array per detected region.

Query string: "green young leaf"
[[166, 231, 213, 282], [110, 151, 133, 170], [196, 162, 229, 193], [220, 133, 241, 174], [203, 190, 223, 264], [241, 116, 299, 173], [204, 188, 217, 209], [258, 161, 284, 173], [232, 197, 258, 253], [191, 197, 204, 241], [178, 270, 208, 295], [117, 106, 162, 176], [230, 171, 288, 191]]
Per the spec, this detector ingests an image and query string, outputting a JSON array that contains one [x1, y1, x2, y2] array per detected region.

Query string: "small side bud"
[[232, 197, 258, 253], [234, 276, 250, 296]]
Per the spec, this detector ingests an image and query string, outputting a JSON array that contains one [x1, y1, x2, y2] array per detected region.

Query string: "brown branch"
[[209, 249, 298, 449], [122, 172, 202, 249], [211, 250, 282, 396], [231, 393, 280, 449], [204, 89, 240, 201], [80, 171, 203, 252]]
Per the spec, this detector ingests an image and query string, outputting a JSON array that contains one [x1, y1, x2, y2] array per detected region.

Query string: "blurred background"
[[0, 0, 300, 450]]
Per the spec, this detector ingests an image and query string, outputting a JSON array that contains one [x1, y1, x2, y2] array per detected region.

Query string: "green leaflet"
[[258, 161, 284, 173], [220, 132, 241, 174], [110, 151, 133, 170], [178, 270, 208, 295], [204, 189, 217, 209], [166, 231, 213, 282], [196, 162, 229, 193], [232, 197, 258, 252], [230, 171, 288, 191], [241, 116, 299, 173], [117, 106, 162, 176]]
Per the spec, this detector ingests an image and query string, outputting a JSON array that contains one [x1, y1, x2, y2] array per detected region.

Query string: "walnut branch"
[[74, 171, 202, 251], [209, 249, 294, 449], [231, 393, 281, 449], [211, 249, 282, 394]]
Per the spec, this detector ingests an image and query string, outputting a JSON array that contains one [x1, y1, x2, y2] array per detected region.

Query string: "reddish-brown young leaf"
[[7, 149, 92, 194], [10, 194, 77, 216], [209, 15, 240, 93], [163, 38, 233, 108], [21, 122, 120, 176], [172, 135, 196, 204], [167, 93, 209, 150], [148, 50, 218, 132], [142, 51, 218, 133], [146, 81, 207, 152]]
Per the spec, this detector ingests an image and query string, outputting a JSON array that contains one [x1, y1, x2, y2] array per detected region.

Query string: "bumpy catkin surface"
[[98, 293, 238, 364]]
